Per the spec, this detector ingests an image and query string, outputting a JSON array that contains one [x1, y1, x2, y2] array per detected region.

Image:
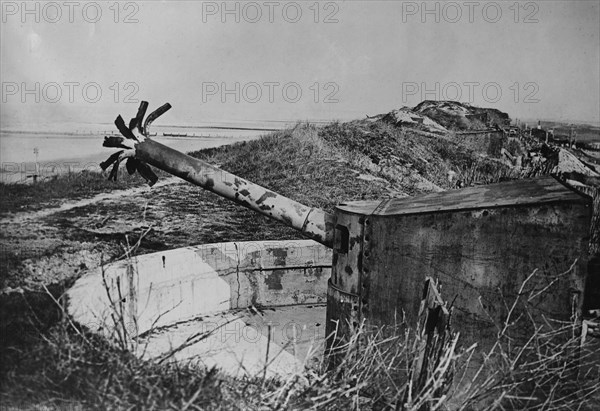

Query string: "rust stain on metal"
[[293, 202, 306, 216], [237, 199, 252, 208], [280, 213, 293, 227], [256, 191, 277, 205], [349, 235, 361, 248], [325, 278, 360, 364]]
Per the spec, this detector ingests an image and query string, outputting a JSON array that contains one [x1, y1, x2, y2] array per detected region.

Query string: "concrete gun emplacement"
[[102, 101, 595, 358]]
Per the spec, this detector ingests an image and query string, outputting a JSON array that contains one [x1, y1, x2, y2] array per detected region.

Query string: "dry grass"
[[190, 123, 393, 213], [0, 168, 147, 216], [4, 263, 597, 410], [260, 268, 599, 411]]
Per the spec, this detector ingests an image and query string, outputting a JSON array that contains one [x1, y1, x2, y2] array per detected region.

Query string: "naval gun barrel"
[[100, 101, 334, 248]]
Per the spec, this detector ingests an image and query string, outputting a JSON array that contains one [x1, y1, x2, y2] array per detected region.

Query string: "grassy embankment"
[[0, 170, 149, 215], [1, 122, 597, 409]]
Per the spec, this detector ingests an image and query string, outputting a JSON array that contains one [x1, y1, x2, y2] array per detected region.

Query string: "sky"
[[1, 0, 599, 129]]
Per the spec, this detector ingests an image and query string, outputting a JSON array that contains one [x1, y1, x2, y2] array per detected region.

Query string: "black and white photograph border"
[[1, 1, 599, 410]]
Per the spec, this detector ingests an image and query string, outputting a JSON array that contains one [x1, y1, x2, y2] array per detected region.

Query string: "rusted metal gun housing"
[[326, 177, 592, 351]]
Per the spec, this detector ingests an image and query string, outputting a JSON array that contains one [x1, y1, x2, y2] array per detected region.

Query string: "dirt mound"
[[368, 107, 448, 134], [413, 100, 510, 131], [370, 101, 511, 133], [317, 120, 518, 195]]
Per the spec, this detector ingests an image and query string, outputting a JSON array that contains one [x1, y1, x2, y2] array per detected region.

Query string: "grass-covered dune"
[[1, 121, 597, 410], [192, 121, 517, 209]]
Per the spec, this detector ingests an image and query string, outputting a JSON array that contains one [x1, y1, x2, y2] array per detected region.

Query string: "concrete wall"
[[67, 240, 331, 339]]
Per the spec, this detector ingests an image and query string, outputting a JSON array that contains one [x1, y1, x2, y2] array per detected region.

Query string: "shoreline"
[[1, 133, 263, 184]]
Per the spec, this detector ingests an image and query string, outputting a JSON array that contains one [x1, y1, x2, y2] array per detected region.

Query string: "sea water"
[[0, 125, 272, 184]]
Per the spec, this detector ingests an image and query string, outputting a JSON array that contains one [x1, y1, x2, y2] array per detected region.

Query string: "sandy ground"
[[0, 176, 302, 293]]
